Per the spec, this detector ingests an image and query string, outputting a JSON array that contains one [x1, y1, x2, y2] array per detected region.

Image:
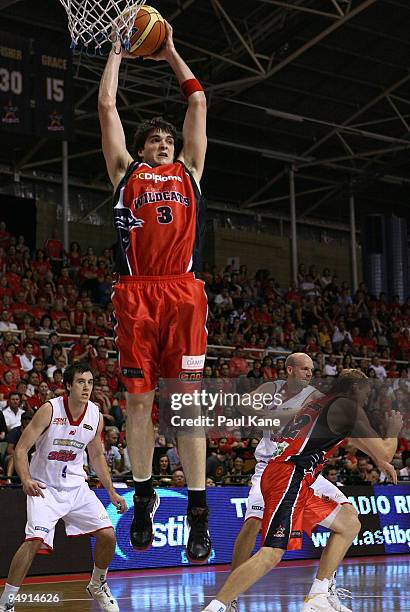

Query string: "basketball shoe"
[[130, 491, 160, 550], [186, 506, 212, 563], [0, 604, 14, 612], [327, 579, 352, 612], [86, 580, 119, 612], [300, 593, 337, 611]]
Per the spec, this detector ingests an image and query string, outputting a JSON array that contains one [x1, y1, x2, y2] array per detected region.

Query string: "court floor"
[[2, 555, 409, 611]]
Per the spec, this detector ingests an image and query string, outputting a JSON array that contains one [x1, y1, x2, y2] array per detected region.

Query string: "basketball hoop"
[[57, 0, 146, 52]]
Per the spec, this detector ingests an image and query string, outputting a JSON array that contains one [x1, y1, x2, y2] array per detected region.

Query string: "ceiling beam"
[[212, 0, 265, 74], [0, 0, 23, 8], [257, 0, 342, 20], [207, 0, 377, 94]]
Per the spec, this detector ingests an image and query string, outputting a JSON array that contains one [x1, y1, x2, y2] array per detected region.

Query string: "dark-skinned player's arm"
[[14, 402, 53, 497], [327, 398, 403, 483], [87, 414, 127, 513], [98, 42, 133, 189], [146, 22, 207, 183]]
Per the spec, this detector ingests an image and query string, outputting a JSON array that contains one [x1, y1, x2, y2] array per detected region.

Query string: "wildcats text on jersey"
[[133, 191, 190, 209]]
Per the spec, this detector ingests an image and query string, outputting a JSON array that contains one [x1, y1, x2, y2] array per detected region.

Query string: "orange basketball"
[[128, 5, 166, 57]]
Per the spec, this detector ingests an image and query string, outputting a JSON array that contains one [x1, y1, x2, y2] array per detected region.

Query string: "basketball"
[[128, 5, 166, 57]]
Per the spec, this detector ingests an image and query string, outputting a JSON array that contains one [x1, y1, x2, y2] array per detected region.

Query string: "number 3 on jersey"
[[156, 206, 173, 224], [62, 465, 67, 479]]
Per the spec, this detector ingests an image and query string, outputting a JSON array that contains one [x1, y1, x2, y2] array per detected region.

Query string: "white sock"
[[204, 599, 227, 612], [0, 584, 20, 605], [91, 565, 108, 586], [308, 578, 329, 597]]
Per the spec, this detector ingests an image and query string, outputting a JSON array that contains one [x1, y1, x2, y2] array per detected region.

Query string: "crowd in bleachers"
[[0, 221, 409, 489]]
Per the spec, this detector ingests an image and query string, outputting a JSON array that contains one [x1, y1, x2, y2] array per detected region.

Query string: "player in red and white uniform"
[[227, 353, 353, 612], [0, 364, 127, 612], [99, 22, 210, 562], [203, 369, 403, 612]]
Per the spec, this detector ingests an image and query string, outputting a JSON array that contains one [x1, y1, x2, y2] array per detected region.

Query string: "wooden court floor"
[[2, 555, 409, 611]]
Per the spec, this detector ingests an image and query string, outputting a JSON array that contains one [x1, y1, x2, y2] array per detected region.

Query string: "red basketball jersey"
[[113, 160, 205, 276], [271, 393, 351, 476]]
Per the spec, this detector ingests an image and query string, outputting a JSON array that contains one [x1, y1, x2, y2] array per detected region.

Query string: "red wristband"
[[181, 78, 204, 100]]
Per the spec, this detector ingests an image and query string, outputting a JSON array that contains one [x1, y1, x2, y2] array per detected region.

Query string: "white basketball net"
[[58, 0, 146, 49]]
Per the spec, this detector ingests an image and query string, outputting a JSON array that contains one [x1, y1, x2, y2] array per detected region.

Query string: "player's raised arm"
[[146, 22, 207, 182], [14, 402, 52, 496], [98, 43, 133, 189]]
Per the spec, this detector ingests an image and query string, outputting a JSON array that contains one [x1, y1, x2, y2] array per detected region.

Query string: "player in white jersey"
[[227, 353, 355, 612], [0, 363, 127, 612]]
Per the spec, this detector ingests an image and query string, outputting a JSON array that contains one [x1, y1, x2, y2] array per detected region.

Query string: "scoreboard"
[[0, 31, 73, 138]]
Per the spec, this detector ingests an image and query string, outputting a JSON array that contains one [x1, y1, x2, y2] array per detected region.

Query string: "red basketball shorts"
[[112, 273, 208, 393], [260, 461, 338, 550]]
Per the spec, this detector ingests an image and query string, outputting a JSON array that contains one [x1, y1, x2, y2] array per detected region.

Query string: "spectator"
[[324, 354, 338, 377], [18, 342, 35, 372], [154, 455, 172, 485], [26, 372, 41, 397], [224, 456, 245, 484], [206, 448, 229, 482], [2, 392, 24, 430], [322, 465, 343, 486], [70, 332, 95, 363], [102, 427, 123, 474], [0, 310, 17, 332], [369, 356, 387, 380], [5, 410, 34, 479], [247, 360, 264, 381], [206, 476, 216, 487], [228, 347, 249, 377], [44, 232, 64, 275], [167, 445, 181, 472], [365, 468, 381, 486], [26, 381, 52, 412], [171, 468, 186, 488], [399, 458, 410, 480], [0, 408, 7, 442], [332, 321, 352, 349], [0, 370, 16, 401]]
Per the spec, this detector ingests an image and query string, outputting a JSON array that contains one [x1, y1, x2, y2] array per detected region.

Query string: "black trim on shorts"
[[263, 466, 304, 550]]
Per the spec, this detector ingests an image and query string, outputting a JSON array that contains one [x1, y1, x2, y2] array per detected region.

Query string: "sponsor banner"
[[94, 485, 410, 570]]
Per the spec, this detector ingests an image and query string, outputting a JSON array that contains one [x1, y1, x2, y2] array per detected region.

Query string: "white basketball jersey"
[[254, 381, 317, 463], [30, 396, 101, 490]]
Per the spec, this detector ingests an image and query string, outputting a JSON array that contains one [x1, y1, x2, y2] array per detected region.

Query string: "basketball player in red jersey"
[[203, 370, 403, 612], [98, 22, 211, 562], [227, 353, 360, 612]]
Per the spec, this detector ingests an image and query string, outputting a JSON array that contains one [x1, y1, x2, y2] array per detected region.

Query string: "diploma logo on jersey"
[[182, 355, 206, 370], [136, 172, 182, 184]]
